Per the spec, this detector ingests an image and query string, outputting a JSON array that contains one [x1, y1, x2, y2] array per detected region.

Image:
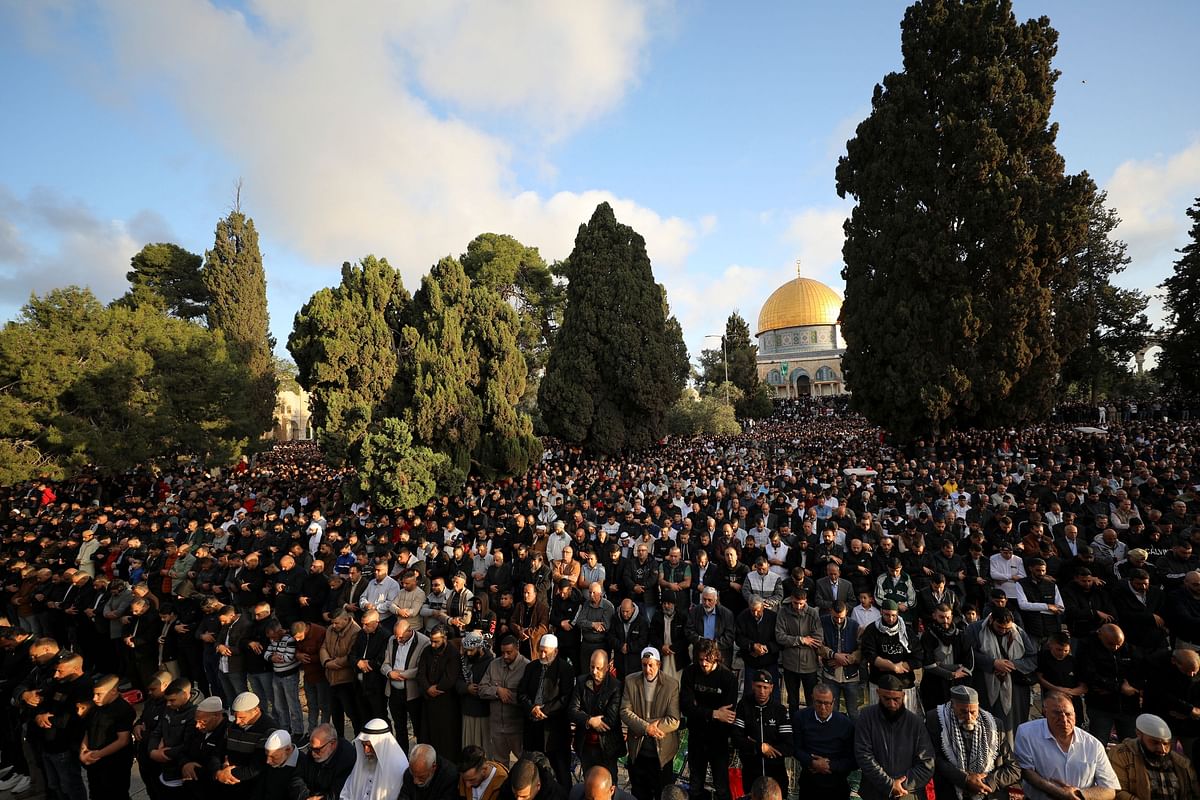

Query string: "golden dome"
[[756, 276, 842, 336]]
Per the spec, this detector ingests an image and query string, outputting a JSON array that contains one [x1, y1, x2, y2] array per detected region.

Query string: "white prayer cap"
[[540, 634, 559, 649], [1136, 713, 1173, 741], [230, 692, 260, 712], [265, 730, 291, 750]]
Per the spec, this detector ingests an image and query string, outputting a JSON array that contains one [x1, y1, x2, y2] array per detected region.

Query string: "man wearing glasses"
[[293, 722, 355, 799]]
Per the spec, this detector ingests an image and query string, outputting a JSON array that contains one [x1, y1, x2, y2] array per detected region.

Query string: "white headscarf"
[[340, 719, 409, 800]]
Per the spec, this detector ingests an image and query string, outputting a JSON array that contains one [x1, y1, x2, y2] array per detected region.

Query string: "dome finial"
[[795, 258, 802, 277]]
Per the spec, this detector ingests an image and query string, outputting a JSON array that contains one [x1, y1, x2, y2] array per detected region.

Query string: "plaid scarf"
[[937, 702, 1000, 798]]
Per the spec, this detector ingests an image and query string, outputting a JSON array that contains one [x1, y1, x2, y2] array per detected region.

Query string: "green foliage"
[[288, 256, 408, 463], [119, 243, 209, 319], [204, 210, 277, 442], [666, 393, 741, 436], [539, 202, 690, 452], [834, 0, 1092, 437], [396, 256, 541, 488], [1058, 192, 1149, 400], [355, 417, 450, 509], [700, 312, 772, 419], [0, 287, 249, 482], [1160, 197, 1200, 394]]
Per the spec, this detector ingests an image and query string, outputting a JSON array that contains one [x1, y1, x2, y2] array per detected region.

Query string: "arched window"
[[815, 366, 837, 382], [767, 369, 784, 386]]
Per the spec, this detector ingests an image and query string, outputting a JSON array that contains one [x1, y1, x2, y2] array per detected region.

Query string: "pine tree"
[[204, 208, 277, 440], [835, 0, 1092, 437], [701, 312, 774, 419], [288, 256, 408, 463], [1160, 197, 1200, 394], [355, 417, 449, 509], [1059, 191, 1149, 400], [539, 202, 689, 452], [120, 242, 209, 319]]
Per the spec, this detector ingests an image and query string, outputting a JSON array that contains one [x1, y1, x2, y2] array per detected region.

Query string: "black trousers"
[[361, 676, 388, 722], [782, 668, 818, 714], [740, 753, 788, 800], [86, 752, 134, 800], [629, 746, 673, 800], [797, 769, 851, 800], [578, 742, 618, 787], [387, 693, 422, 754], [331, 681, 366, 735], [688, 731, 730, 800]]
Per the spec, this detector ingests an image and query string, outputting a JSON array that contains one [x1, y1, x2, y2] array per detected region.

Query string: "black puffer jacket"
[[146, 689, 201, 782]]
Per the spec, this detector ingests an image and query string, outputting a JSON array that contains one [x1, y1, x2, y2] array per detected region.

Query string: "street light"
[[704, 333, 730, 406]]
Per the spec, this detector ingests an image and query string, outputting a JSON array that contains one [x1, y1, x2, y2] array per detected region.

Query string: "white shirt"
[[1014, 719, 1120, 800]]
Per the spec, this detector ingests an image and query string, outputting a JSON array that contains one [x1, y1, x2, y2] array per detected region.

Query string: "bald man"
[[1144, 647, 1200, 746], [1079, 623, 1140, 743], [567, 766, 637, 800]]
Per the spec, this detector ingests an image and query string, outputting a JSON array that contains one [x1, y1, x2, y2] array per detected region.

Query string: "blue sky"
[[2, 1, 1197, 362]]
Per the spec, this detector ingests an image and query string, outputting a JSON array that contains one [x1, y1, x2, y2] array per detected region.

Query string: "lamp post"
[[704, 333, 730, 406]]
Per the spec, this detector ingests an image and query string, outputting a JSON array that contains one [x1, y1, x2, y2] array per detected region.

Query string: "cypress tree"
[[396, 257, 540, 489], [835, 0, 1092, 437], [204, 209, 277, 440], [288, 256, 408, 464], [539, 202, 689, 452], [1160, 197, 1200, 395]]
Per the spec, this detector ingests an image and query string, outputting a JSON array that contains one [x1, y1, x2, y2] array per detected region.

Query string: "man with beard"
[[686, 587, 736, 672], [27, 649, 91, 800], [384, 619, 429, 753], [736, 596, 780, 699], [854, 674, 935, 800], [966, 608, 1037, 744], [479, 635, 530, 765], [299, 558, 331, 624], [569, 649, 624, 781], [1107, 713, 1200, 799], [320, 607, 364, 735], [680, 638, 739, 800], [731, 671, 791, 798], [648, 595, 689, 682], [457, 745, 510, 800], [293, 723, 355, 800], [512, 583, 550, 661], [925, 685, 1020, 800], [621, 647, 681, 800], [573, 582, 616, 677], [550, 578, 583, 669], [1014, 558, 1065, 652], [610, 599, 651, 679], [216, 692, 279, 798], [860, 599, 922, 712], [920, 603, 975, 711], [397, 742, 460, 800], [178, 695, 226, 799], [518, 634, 575, 786], [351, 610, 391, 722], [458, 631, 494, 753], [415, 624, 462, 760], [341, 718, 410, 800], [80, 673, 137, 800], [144, 677, 202, 797]]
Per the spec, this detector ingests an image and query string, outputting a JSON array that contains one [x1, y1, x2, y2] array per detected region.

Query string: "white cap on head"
[[640, 646, 661, 662], [1136, 713, 1173, 741], [231, 692, 260, 712], [539, 634, 558, 649], [196, 696, 224, 713], [265, 730, 291, 750]]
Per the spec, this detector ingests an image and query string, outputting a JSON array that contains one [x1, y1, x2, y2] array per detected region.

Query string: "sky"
[[2, 0, 1198, 364]]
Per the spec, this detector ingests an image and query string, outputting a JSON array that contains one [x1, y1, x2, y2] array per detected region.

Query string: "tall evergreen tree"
[[539, 202, 689, 452], [835, 0, 1092, 437], [120, 242, 210, 319], [701, 312, 774, 419], [1058, 191, 1149, 400], [395, 257, 540, 488], [1160, 196, 1200, 394], [204, 209, 277, 440], [288, 256, 408, 464]]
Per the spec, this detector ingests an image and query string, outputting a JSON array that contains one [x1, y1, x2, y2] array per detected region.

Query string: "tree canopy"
[[204, 209, 278, 442], [1159, 196, 1200, 395], [700, 312, 774, 419], [538, 202, 689, 453], [0, 287, 249, 484], [835, 0, 1092, 437], [120, 242, 210, 320], [288, 255, 408, 464]]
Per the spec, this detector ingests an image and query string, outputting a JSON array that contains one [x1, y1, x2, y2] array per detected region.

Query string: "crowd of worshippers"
[[1, 409, 1200, 800]]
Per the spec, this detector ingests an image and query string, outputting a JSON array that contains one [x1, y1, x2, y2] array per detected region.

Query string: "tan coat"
[[319, 618, 361, 686], [457, 761, 508, 800], [621, 671, 681, 767], [1108, 738, 1200, 800]]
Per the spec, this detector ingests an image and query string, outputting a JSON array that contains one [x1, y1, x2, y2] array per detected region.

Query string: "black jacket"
[[679, 663, 738, 740], [293, 737, 356, 800], [568, 673, 624, 759], [734, 607, 780, 669], [397, 756, 459, 800], [648, 608, 691, 673], [732, 696, 791, 774]]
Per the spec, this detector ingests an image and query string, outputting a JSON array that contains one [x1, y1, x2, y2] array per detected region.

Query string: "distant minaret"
[[795, 258, 802, 277]]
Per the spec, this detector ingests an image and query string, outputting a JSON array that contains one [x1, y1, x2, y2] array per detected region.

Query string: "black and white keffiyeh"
[[937, 702, 1000, 798]]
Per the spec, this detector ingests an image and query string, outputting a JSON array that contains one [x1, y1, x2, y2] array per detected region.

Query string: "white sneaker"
[[0, 765, 13, 779], [7, 775, 31, 794]]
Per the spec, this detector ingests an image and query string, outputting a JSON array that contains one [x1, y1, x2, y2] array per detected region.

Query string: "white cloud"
[[0, 185, 165, 307], [783, 205, 851, 291]]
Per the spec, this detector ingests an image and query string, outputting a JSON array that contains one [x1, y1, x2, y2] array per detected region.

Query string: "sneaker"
[[0, 773, 29, 792], [0, 765, 13, 779], [8, 775, 31, 794]]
